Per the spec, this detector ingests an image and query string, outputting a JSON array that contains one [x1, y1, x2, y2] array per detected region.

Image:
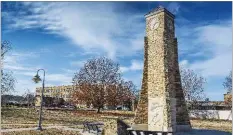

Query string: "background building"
[[35, 84, 134, 110], [35, 85, 74, 107]]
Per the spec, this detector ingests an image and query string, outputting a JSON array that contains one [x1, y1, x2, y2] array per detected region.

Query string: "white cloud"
[[70, 60, 86, 67], [14, 79, 41, 95], [2, 2, 145, 59], [45, 73, 72, 84], [15, 71, 72, 84], [14, 78, 62, 95], [167, 2, 180, 14], [189, 53, 231, 77], [120, 67, 129, 73], [179, 20, 232, 78], [179, 60, 189, 68], [4, 65, 35, 71], [120, 60, 143, 73], [2, 2, 232, 100], [62, 68, 77, 74], [15, 71, 36, 76], [13, 70, 73, 95], [195, 21, 232, 54], [2, 49, 73, 95], [3, 51, 43, 71], [131, 60, 143, 70]]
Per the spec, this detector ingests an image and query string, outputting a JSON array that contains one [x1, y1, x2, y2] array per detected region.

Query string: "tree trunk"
[[27, 96, 29, 108], [132, 99, 134, 111], [97, 107, 101, 113]]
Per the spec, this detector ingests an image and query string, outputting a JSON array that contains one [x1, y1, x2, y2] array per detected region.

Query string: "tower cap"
[[145, 6, 175, 18]]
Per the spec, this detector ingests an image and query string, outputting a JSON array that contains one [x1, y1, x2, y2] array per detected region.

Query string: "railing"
[[117, 119, 173, 135], [127, 130, 173, 135], [117, 119, 131, 135]]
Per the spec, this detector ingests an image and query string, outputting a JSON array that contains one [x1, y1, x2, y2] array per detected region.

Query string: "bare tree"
[[224, 94, 232, 106], [23, 89, 35, 108], [180, 67, 206, 109], [223, 71, 232, 93], [222, 71, 232, 108], [104, 80, 137, 110], [120, 81, 137, 111], [72, 57, 134, 113], [1, 41, 16, 95], [1, 41, 12, 59]]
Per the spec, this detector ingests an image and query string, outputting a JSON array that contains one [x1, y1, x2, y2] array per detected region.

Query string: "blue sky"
[[1, 2, 232, 101]]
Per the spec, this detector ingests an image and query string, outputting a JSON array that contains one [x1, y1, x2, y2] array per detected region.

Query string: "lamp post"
[[32, 69, 45, 131]]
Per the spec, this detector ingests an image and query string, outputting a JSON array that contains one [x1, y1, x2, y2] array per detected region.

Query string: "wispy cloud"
[[62, 68, 77, 74], [15, 70, 72, 84], [46, 73, 72, 84], [2, 2, 232, 100], [70, 60, 86, 67], [2, 2, 145, 59], [178, 20, 232, 78], [167, 2, 180, 14], [3, 51, 43, 71], [179, 60, 189, 68], [120, 60, 143, 73]]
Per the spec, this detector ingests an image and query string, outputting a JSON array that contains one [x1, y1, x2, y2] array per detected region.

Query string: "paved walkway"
[[1, 124, 65, 126], [176, 129, 231, 135], [1, 127, 38, 132], [1, 125, 96, 135], [1, 124, 76, 127]]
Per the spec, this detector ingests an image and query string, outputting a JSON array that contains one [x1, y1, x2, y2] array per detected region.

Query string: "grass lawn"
[[1, 128, 82, 135], [1, 107, 103, 125], [1, 107, 232, 133], [1, 107, 133, 125], [191, 119, 232, 133], [1, 124, 51, 129]]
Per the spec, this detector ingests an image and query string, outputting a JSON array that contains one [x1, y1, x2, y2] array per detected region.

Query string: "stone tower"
[[134, 6, 191, 132]]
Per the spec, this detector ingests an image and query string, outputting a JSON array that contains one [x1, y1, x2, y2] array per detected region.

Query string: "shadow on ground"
[[176, 129, 231, 135]]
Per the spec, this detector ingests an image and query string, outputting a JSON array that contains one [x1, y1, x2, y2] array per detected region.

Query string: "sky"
[[1, 2, 232, 101]]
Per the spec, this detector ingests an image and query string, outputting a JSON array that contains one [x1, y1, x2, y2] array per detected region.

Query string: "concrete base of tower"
[[176, 125, 192, 132], [130, 124, 179, 132]]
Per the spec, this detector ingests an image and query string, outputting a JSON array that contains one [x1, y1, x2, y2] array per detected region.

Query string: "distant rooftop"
[[36, 85, 74, 89], [145, 6, 175, 18]]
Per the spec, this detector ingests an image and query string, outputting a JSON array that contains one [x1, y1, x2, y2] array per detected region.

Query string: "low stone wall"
[[100, 110, 231, 134], [103, 118, 117, 135], [190, 110, 232, 120], [101, 116, 133, 135]]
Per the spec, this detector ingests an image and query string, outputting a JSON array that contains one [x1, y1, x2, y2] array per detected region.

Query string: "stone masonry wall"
[[103, 118, 117, 135], [134, 37, 148, 124], [163, 14, 176, 129], [173, 38, 191, 126], [134, 7, 191, 131], [147, 11, 172, 130]]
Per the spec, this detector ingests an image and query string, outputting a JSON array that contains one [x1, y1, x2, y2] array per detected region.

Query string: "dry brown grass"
[[191, 119, 232, 133], [1, 128, 82, 135], [1, 124, 51, 129], [73, 110, 134, 118], [1, 107, 232, 133]]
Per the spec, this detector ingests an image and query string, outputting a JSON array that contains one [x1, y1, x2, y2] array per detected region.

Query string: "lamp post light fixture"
[[32, 69, 45, 131]]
